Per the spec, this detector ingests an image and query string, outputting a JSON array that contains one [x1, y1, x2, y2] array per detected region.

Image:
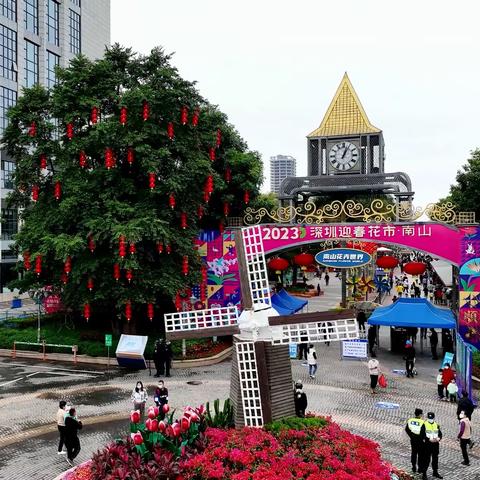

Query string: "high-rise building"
[[270, 154, 296, 193], [0, 0, 110, 290]]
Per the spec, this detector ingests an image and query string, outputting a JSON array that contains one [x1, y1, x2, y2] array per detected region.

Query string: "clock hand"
[[342, 147, 348, 159]]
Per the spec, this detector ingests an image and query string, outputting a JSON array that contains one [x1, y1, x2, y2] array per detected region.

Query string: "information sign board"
[[105, 334, 112, 347], [315, 248, 372, 269], [289, 343, 298, 359], [341, 339, 368, 359]]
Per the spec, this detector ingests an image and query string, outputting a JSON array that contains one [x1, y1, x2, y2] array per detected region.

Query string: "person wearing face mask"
[[458, 410, 472, 466], [420, 412, 443, 479], [405, 408, 425, 474], [131, 381, 148, 417]]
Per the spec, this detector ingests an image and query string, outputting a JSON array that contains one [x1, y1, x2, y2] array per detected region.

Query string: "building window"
[[70, 0, 80, 6], [1, 209, 17, 240], [46, 0, 59, 46], [46, 50, 59, 88], [0, 24, 17, 81], [1, 159, 15, 190], [24, 40, 38, 87], [0, 87, 17, 135], [0, 0, 16, 21], [24, 0, 38, 34], [69, 9, 81, 54]]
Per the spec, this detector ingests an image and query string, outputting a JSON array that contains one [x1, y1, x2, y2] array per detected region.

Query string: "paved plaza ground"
[[0, 275, 479, 479]]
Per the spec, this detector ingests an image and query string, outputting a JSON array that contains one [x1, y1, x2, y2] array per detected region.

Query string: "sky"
[[111, 0, 480, 206]]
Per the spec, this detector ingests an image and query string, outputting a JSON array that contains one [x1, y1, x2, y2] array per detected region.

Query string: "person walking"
[[298, 340, 308, 361], [443, 331, 454, 357], [436, 369, 444, 399], [307, 344, 317, 379], [458, 411, 472, 466], [368, 325, 377, 357], [56, 400, 67, 455], [429, 329, 439, 360], [64, 407, 82, 467], [153, 339, 163, 377], [405, 408, 425, 474], [293, 380, 307, 418], [154, 380, 169, 420], [324, 272, 330, 286], [357, 311, 366, 336], [447, 379, 459, 402], [404, 340, 416, 378], [368, 357, 380, 394], [131, 381, 148, 417], [420, 412, 443, 479], [164, 340, 173, 377], [457, 391, 475, 421]]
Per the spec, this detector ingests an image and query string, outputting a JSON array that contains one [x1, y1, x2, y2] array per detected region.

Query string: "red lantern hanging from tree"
[[40, 154, 47, 169], [113, 263, 121, 281], [120, 106, 127, 126], [192, 108, 199, 127], [66, 123, 74, 140], [156, 242, 164, 254], [243, 190, 250, 204], [28, 121, 36, 137], [165, 244, 172, 254], [147, 303, 154, 321], [32, 185, 39, 202], [219, 220, 225, 234], [118, 235, 126, 258], [127, 147, 135, 166], [83, 303, 91, 321], [64, 255, 72, 275], [175, 295, 182, 312], [88, 235, 95, 253], [168, 193, 176, 209], [125, 301, 132, 322], [224, 167, 231, 183], [180, 106, 188, 125], [205, 175, 213, 195], [142, 100, 149, 121], [223, 202, 230, 217], [35, 255, 42, 276], [293, 252, 314, 271], [23, 251, 31, 270], [209, 147, 216, 162], [54, 181, 61, 200], [203, 190, 209, 203], [148, 173, 156, 190], [90, 106, 98, 124], [376, 256, 399, 270], [403, 261, 426, 276], [61, 272, 68, 285], [197, 205, 204, 219], [79, 150, 87, 168], [87, 277, 94, 291], [126, 269, 133, 283], [267, 257, 289, 281], [216, 129, 222, 148], [167, 122, 174, 140], [129, 242, 136, 255], [105, 148, 114, 169], [182, 256, 189, 275], [180, 212, 187, 229]]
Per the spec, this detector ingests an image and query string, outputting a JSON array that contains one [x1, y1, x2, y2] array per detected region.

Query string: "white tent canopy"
[[431, 259, 453, 287]]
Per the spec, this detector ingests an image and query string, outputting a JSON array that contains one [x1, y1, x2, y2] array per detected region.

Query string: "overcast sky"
[[111, 0, 480, 206]]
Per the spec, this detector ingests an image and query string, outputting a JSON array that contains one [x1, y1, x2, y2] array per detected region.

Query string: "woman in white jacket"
[[307, 344, 317, 379], [131, 381, 148, 417]]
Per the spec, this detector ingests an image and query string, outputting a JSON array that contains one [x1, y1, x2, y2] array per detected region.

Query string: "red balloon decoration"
[[64, 255, 72, 275], [191, 109, 199, 127], [376, 256, 399, 270], [32, 185, 39, 202], [181, 106, 188, 125], [127, 147, 135, 166], [224, 167, 231, 183], [142, 100, 149, 121], [40, 154, 47, 169], [209, 147, 216, 162], [88, 235, 95, 253], [90, 106, 98, 124], [105, 148, 114, 169], [182, 256, 189, 275], [267, 257, 289, 273], [243, 190, 250, 204], [28, 121, 36, 137], [113, 263, 121, 281], [403, 261, 426, 276], [35, 255, 42, 276], [120, 106, 127, 126], [66, 123, 74, 140], [180, 212, 187, 229], [169, 193, 176, 209], [54, 181, 61, 200], [119, 235, 126, 258], [167, 122, 174, 140], [216, 129, 222, 148], [23, 251, 31, 270], [125, 301, 132, 322], [147, 303, 154, 321], [126, 269, 133, 283], [79, 150, 87, 168], [87, 277, 94, 291], [149, 173, 156, 190], [83, 303, 91, 321]]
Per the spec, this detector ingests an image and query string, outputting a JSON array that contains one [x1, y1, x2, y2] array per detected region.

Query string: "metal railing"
[[12, 341, 78, 362]]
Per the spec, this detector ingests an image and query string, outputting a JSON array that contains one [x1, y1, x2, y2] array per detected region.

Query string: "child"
[[436, 369, 444, 399], [447, 379, 458, 402], [154, 380, 169, 419]]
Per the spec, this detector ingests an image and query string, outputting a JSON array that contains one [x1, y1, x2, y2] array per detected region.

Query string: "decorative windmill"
[[164, 226, 360, 427]]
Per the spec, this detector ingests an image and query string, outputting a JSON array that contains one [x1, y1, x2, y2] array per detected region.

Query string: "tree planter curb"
[[52, 460, 91, 480]]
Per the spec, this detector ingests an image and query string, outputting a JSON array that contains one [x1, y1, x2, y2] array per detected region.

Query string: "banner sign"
[[43, 294, 63, 314], [442, 351, 455, 368], [341, 339, 368, 359], [316, 248, 371, 269], [289, 343, 298, 359]]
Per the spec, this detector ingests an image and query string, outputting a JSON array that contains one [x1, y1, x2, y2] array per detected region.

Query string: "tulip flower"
[[162, 403, 170, 414], [147, 406, 159, 419], [145, 418, 158, 432], [158, 420, 167, 433], [130, 410, 141, 423], [197, 405, 205, 415], [131, 432, 143, 445], [171, 422, 181, 437], [180, 417, 190, 433]]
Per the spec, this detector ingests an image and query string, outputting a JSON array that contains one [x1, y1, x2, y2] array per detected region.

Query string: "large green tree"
[[3, 45, 262, 331], [438, 149, 480, 220]]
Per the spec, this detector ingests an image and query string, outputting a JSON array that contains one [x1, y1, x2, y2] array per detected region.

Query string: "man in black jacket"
[[404, 341, 416, 377], [429, 329, 439, 360], [64, 408, 82, 466], [457, 390, 475, 421]]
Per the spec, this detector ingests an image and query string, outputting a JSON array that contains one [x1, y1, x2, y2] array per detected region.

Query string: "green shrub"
[[205, 398, 234, 428], [265, 416, 328, 434], [473, 351, 480, 368]]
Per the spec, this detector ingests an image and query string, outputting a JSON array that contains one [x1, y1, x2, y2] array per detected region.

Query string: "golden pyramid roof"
[[307, 73, 381, 138]]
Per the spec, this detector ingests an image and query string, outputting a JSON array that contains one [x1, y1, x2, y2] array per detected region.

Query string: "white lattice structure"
[[240, 226, 271, 311], [271, 318, 359, 345], [235, 341, 263, 427], [164, 306, 238, 333]]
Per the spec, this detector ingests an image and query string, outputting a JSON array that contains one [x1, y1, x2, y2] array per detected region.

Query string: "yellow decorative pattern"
[[244, 199, 459, 225], [308, 73, 381, 137]]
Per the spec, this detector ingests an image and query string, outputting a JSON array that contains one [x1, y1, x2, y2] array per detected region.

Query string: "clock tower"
[[307, 73, 385, 176]]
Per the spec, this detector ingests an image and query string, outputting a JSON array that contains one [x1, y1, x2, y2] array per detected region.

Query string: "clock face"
[[328, 142, 359, 171]]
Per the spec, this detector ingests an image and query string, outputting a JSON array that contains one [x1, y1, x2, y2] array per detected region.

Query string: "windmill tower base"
[[230, 336, 296, 428]]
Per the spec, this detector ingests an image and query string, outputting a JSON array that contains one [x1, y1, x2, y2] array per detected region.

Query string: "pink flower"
[[147, 405, 159, 419], [162, 403, 170, 414], [129, 410, 140, 423], [130, 431, 143, 445], [180, 417, 190, 433], [145, 418, 158, 432], [158, 420, 167, 433]]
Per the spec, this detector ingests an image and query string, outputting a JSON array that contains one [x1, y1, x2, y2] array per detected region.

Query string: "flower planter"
[[52, 460, 91, 480]]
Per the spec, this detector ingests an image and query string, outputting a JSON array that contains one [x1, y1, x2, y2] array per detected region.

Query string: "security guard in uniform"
[[405, 408, 425, 474], [420, 412, 443, 479]]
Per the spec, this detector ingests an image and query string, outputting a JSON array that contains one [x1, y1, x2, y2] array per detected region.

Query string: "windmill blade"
[[270, 318, 359, 345], [164, 306, 239, 340], [234, 340, 264, 427]]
